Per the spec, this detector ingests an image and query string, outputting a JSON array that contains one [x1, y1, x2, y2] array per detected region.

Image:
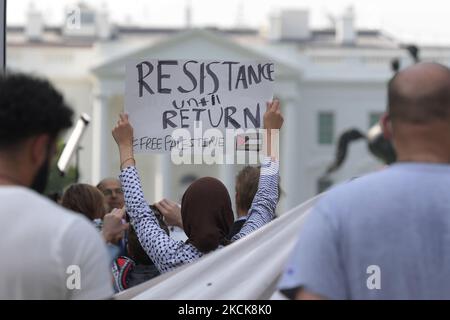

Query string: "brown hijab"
[[181, 177, 234, 253]]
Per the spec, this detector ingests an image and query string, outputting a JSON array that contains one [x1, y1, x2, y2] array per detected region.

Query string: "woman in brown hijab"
[[181, 177, 234, 253], [113, 100, 283, 273]]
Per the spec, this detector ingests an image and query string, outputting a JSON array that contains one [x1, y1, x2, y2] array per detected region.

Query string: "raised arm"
[[232, 100, 283, 241], [112, 113, 202, 273]]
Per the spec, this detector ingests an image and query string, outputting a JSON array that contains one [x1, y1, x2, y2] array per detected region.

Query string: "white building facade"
[[7, 6, 450, 213]]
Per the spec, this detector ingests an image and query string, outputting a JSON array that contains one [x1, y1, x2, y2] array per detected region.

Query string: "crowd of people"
[[0, 72, 282, 299], [2, 62, 450, 299]]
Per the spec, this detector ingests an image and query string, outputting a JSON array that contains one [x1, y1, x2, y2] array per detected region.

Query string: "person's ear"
[[381, 113, 393, 140], [30, 134, 52, 167]]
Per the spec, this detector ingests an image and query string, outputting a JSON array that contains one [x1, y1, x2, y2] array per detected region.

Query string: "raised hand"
[[112, 113, 134, 148], [102, 206, 129, 244], [112, 113, 136, 169], [263, 99, 283, 159], [263, 99, 283, 130]]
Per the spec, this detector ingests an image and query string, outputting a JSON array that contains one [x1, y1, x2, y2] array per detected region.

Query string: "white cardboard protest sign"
[[125, 59, 274, 153]]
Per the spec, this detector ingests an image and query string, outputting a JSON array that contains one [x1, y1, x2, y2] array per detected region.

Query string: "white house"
[[7, 5, 450, 213]]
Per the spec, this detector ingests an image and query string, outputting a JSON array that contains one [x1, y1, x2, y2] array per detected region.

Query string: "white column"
[[155, 154, 173, 201], [280, 97, 302, 213], [91, 93, 110, 184]]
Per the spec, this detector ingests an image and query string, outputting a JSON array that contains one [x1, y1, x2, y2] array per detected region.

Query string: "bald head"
[[386, 63, 450, 163], [388, 63, 450, 124], [96, 177, 121, 189]]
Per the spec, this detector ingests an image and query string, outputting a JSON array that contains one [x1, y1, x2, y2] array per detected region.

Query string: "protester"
[[154, 166, 282, 241], [112, 215, 169, 292], [61, 183, 129, 248], [155, 166, 261, 240], [279, 62, 450, 300], [155, 166, 260, 240], [97, 178, 130, 256], [97, 178, 125, 212], [62, 183, 108, 221], [112, 100, 283, 273], [0, 73, 113, 299]]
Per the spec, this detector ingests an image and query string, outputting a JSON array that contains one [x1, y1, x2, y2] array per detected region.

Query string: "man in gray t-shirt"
[[279, 62, 450, 300]]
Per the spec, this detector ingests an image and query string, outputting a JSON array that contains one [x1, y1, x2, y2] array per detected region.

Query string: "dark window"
[[318, 112, 334, 145]]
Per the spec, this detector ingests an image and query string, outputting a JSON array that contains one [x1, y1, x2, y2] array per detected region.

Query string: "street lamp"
[[57, 113, 91, 181]]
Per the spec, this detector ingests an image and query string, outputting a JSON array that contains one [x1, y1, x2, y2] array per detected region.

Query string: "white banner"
[[124, 59, 274, 153], [114, 196, 319, 300]]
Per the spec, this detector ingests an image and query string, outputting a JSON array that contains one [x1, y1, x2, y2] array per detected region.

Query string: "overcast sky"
[[6, 0, 450, 45]]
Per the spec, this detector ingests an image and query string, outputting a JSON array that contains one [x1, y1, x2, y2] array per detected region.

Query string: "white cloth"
[[0, 186, 114, 299]]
